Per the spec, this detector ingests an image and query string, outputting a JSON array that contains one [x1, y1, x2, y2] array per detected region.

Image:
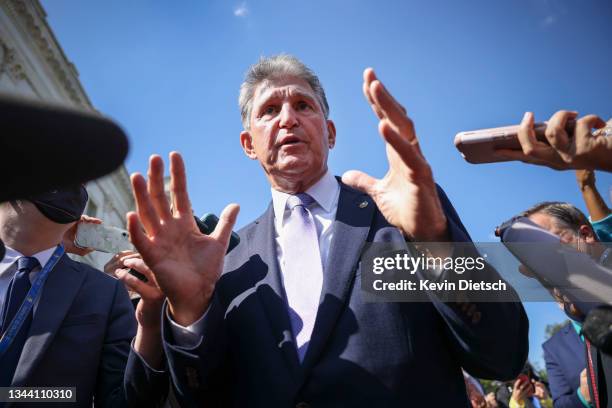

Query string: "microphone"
[[0, 93, 129, 202], [583, 305, 612, 355], [0, 94, 129, 262]]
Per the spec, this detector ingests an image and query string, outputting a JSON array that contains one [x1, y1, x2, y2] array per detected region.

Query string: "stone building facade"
[[0, 0, 134, 269]]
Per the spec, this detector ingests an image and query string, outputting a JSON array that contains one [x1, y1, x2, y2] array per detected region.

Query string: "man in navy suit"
[[543, 321, 588, 408], [128, 55, 529, 407], [0, 186, 166, 407]]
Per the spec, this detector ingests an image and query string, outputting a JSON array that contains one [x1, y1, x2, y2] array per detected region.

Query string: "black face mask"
[[28, 185, 88, 224]]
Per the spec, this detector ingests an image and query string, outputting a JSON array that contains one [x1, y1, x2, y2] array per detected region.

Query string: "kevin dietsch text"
[[372, 279, 507, 292]]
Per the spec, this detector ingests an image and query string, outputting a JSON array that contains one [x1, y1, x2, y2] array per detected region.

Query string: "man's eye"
[[262, 106, 277, 115], [296, 101, 311, 111]]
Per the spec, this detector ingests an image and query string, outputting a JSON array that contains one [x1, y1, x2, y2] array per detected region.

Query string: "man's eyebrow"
[[257, 87, 317, 104]]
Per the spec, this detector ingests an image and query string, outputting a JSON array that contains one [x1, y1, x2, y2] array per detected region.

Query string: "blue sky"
[[42, 0, 612, 370]]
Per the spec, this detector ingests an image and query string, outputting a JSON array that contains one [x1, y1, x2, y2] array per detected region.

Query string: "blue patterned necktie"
[[0, 256, 39, 386], [282, 193, 323, 361]]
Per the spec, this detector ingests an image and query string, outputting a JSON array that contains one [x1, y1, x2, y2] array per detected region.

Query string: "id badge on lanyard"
[[0, 244, 64, 358]]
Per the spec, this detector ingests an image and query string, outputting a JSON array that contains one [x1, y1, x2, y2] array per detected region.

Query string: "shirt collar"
[[271, 170, 339, 227], [0, 245, 58, 276], [570, 319, 584, 342]]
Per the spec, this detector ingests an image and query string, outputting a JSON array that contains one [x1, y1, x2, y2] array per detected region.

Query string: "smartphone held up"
[[454, 121, 577, 164]]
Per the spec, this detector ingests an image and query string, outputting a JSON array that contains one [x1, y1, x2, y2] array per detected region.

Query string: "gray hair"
[[522, 201, 590, 235], [238, 54, 329, 129]]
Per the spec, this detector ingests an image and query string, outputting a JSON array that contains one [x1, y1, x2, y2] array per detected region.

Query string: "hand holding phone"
[[74, 222, 134, 253], [455, 120, 575, 164]]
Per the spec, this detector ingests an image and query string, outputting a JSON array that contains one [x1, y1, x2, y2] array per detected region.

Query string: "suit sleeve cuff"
[[166, 305, 208, 347], [130, 339, 167, 374]]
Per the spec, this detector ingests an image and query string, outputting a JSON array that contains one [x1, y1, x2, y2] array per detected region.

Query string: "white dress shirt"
[[0, 245, 57, 316], [170, 171, 341, 347], [271, 170, 340, 276]]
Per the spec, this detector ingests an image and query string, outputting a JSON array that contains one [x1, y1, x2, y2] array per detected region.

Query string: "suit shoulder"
[[64, 255, 120, 288], [542, 322, 572, 351], [236, 219, 259, 237]]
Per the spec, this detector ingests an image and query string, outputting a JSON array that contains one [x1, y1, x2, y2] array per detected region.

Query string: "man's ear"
[[326, 120, 337, 149], [240, 131, 257, 159], [579, 224, 596, 243]]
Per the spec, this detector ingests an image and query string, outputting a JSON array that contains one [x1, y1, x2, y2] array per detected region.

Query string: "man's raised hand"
[[127, 152, 239, 326], [342, 68, 448, 242]]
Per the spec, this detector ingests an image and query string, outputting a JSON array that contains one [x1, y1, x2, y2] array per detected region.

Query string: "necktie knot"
[[16, 257, 39, 276], [287, 193, 315, 211]]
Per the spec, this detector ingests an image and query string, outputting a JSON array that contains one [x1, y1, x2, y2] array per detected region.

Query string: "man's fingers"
[[370, 80, 414, 141], [131, 173, 160, 236], [363, 67, 377, 84], [575, 114, 607, 140], [341, 170, 378, 195], [148, 155, 172, 221], [545, 110, 577, 154], [363, 68, 384, 119], [80, 215, 102, 224], [116, 267, 159, 299], [169, 151, 192, 215], [517, 112, 539, 156], [211, 204, 240, 248], [379, 120, 427, 174], [123, 257, 158, 285], [126, 212, 154, 259], [117, 250, 139, 260]]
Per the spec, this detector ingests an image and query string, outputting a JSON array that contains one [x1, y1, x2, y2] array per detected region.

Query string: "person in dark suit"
[[522, 201, 612, 407], [543, 321, 588, 408], [0, 186, 166, 407], [127, 55, 529, 407]]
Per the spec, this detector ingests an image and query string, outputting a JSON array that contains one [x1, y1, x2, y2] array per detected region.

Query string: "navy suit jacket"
[[6, 253, 164, 408], [543, 323, 586, 408], [163, 182, 529, 407]]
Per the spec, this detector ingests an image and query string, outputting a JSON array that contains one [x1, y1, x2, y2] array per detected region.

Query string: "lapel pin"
[[359, 201, 368, 209]]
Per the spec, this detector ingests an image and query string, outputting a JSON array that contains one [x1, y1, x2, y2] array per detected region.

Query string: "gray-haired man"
[[128, 55, 529, 407]]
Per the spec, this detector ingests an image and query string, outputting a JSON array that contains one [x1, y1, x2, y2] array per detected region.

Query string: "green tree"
[[545, 320, 570, 340]]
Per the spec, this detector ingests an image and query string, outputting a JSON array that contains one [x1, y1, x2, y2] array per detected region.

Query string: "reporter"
[[519, 202, 612, 407]]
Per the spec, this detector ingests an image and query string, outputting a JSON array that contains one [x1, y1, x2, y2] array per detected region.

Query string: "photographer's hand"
[[62, 215, 102, 256], [497, 111, 611, 172], [116, 257, 165, 369]]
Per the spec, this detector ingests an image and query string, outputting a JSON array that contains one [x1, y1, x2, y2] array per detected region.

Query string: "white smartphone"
[[74, 223, 134, 253]]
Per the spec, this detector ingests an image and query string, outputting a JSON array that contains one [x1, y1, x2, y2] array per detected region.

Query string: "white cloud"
[[234, 2, 248, 17]]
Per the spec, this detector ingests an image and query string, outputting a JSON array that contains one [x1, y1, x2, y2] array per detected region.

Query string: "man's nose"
[[279, 104, 298, 129]]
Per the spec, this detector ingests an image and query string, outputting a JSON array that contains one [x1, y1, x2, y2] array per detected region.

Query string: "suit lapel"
[[12, 255, 85, 385], [248, 204, 301, 378], [301, 183, 375, 375]]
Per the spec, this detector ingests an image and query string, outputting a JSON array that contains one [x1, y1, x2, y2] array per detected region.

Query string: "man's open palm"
[[342, 69, 448, 242], [128, 152, 239, 326]]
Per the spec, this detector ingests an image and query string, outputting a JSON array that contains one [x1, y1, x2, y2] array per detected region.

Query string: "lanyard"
[[0, 244, 64, 358]]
